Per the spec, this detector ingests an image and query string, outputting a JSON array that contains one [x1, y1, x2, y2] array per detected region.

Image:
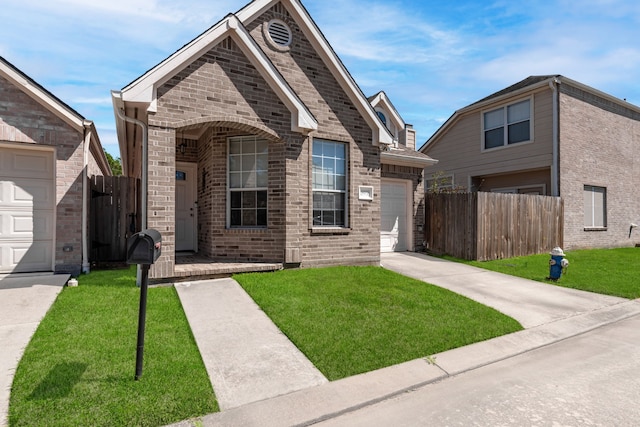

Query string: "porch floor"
[[173, 253, 283, 281]]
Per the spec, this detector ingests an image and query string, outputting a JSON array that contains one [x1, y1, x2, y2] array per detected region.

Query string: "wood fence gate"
[[90, 175, 140, 264], [425, 192, 564, 261]]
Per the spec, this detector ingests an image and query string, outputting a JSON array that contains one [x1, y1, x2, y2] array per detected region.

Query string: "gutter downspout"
[[549, 78, 560, 197], [81, 122, 92, 274], [114, 103, 148, 286]]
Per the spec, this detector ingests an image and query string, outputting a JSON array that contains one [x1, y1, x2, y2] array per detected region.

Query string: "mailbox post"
[[126, 229, 161, 381]]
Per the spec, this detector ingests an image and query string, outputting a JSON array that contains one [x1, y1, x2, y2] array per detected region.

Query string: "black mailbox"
[[127, 229, 162, 265]]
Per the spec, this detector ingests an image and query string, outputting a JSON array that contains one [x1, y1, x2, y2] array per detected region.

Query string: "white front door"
[[381, 180, 409, 253], [0, 147, 55, 273], [175, 162, 197, 252]]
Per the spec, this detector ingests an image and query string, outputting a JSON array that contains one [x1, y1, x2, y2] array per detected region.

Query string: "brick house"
[[420, 75, 640, 250], [112, 0, 436, 281], [1, 56, 111, 275]]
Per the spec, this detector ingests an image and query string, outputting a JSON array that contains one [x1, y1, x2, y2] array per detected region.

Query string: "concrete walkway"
[[0, 273, 67, 427], [174, 278, 327, 410], [169, 252, 640, 427]]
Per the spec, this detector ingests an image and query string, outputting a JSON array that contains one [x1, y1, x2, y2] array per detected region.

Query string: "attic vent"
[[267, 19, 292, 48]]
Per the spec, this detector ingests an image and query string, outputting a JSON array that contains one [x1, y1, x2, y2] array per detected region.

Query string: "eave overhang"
[[117, 14, 317, 135]]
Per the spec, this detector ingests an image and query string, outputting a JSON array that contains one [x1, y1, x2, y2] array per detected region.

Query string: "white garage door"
[[381, 181, 408, 252], [0, 147, 54, 273]]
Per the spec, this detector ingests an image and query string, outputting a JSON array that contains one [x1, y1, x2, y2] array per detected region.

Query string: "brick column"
[[147, 125, 176, 279]]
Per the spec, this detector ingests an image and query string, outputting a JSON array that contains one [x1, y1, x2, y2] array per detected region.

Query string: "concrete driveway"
[[0, 274, 67, 427], [380, 252, 627, 328]]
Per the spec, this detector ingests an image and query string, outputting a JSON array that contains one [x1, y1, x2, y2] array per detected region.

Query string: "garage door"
[[0, 147, 54, 273], [381, 181, 408, 252]]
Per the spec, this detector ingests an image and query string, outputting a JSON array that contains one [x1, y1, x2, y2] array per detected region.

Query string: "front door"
[[175, 162, 197, 252]]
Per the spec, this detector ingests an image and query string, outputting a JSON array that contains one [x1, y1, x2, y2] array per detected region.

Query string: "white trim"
[[380, 150, 438, 168], [0, 59, 84, 133], [311, 138, 349, 229], [120, 15, 316, 134], [238, 0, 394, 146], [370, 91, 405, 133], [481, 95, 534, 152], [226, 135, 269, 229], [358, 186, 374, 201]]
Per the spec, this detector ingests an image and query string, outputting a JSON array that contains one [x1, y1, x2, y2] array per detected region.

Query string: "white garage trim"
[[0, 143, 56, 273], [381, 178, 413, 253]]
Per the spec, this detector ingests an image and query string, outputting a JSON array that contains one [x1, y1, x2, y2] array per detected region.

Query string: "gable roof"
[[420, 74, 640, 153], [115, 13, 317, 135], [1, 55, 87, 133], [0, 56, 111, 175], [238, 0, 393, 146], [114, 0, 393, 147], [368, 91, 405, 132]]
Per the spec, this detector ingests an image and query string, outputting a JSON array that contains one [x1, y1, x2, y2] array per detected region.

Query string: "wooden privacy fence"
[[425, 192, 564, 261], [90, 175, 140, 263]]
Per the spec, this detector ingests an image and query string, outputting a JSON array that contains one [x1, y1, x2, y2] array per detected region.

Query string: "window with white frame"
[[584, 185, 607, 229], [228, 136, 268, 228], [483, 98, 532, 150], [312, 139, 347, 227]]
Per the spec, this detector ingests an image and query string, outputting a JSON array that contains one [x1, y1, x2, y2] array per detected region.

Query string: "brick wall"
[[0, 75, 85, 274], [559, 86, 640, 249], [145, 5, 383, 276], [247, 4, 381, 267]]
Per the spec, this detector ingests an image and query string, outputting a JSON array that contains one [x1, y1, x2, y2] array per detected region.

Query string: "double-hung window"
[[483, 98, 532, 149], [312, 139, 347, 227], [584, 185, 607, 229], [228, 136, 268, 228]]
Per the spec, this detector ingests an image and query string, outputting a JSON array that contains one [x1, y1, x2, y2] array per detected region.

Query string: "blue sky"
[[2, 0, 639, 157]]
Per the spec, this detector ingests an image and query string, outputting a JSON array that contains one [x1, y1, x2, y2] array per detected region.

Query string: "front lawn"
[[235, 266, 523, 380], [9, 267, 217, 427], [457, 247, 640, 299]]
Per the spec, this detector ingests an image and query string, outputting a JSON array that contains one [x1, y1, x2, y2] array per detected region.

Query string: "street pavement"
[[315, 313, 640, 426], [0, 273, 68, 427]]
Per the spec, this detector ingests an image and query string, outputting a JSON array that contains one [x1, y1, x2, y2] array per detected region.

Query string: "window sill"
[[310, 227, 351, 235], [584, 227, 607, 232]]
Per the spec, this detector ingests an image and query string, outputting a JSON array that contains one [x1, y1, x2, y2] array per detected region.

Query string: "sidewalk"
[[0, 273, 68, 427], [169, 253, 640, 427]]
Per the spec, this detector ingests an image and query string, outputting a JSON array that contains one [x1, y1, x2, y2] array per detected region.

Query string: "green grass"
[[235, 266, 523, 380], [453, 247, 640, 299], [9, 267, 217, 427]]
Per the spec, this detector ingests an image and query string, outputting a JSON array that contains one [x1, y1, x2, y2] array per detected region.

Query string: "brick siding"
[[559, 87, 640, 249], [145, 5, 382, 278], [1, 75, 85, 275]]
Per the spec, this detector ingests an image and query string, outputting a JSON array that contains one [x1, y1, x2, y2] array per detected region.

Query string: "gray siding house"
[[112, 0, 435, 281], [420, 75, 640, 250]]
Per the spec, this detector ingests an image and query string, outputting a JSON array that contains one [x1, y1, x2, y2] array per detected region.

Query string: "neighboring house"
[[112, 0, 436, 280], [420, 75, 640, 250], [0, 56, 111, 275]]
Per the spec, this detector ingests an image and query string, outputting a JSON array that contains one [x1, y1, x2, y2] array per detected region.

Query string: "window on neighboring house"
[[228, 136, 268, 228], [312, 139, 347, 227], [584, 185, 607, 229], [426, 174, 454, 193], [483, 98, 532, 150]]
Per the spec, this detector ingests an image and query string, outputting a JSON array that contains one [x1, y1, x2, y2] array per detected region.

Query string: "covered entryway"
[[381, 180, 410, 252], [0, 146, 54, 273]]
